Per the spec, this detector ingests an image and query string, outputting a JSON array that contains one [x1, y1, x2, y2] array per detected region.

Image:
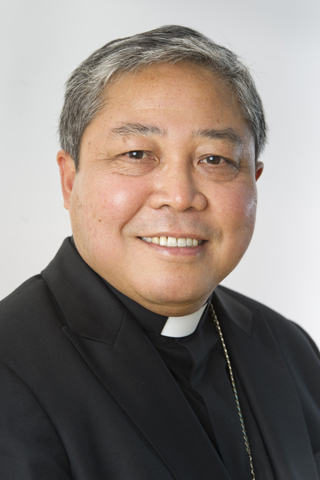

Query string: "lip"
[[138, 236, 207, 257]]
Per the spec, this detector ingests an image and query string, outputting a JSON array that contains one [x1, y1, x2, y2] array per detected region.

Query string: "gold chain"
[[210, 304, 255, 480]]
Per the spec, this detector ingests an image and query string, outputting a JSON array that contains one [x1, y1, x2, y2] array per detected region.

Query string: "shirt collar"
[[161, 304, 207, 338]]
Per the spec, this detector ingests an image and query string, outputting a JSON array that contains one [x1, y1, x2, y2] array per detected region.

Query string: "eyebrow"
[[110, 122, 242, 146], [193, 128, 243, 146], [110, 123, 165, 137]]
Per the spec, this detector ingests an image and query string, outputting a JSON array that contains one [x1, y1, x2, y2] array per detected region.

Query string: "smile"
[[140, 236, 204, 247]]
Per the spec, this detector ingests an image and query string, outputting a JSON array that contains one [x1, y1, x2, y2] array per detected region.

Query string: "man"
[[0, 25, 319, 480]]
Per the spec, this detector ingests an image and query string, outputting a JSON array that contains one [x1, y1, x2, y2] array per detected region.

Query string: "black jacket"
[[0, 238, 319, 479]]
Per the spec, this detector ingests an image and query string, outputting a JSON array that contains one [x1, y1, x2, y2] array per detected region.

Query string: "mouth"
[[140, 236, 205, 247]]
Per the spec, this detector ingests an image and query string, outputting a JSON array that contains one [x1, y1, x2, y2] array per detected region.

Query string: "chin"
[[136, 279, 214, 313]]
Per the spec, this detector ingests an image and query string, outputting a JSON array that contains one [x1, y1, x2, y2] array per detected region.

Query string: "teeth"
[[167, 237, 177, 247], [160, 236, 167, 246], [177, 238, 187, 247], [141, 236, 202, 247]]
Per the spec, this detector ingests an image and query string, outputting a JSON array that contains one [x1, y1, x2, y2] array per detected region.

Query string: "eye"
[[200, 155, 225, 165], [113, 149, 156, 176], [198, 154, 240, 182], [125, 150, 147, 160]]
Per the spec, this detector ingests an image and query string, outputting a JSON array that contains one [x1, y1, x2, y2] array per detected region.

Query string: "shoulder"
[[216, 284, 320, 360], [0, 274, 67, 371], [217, 284, 288, 321], [0, 273, 64, 332], [1, 274, 49, 310]]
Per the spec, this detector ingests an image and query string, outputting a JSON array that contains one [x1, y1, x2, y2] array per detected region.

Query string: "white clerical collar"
[[160, 304, 207, 338]]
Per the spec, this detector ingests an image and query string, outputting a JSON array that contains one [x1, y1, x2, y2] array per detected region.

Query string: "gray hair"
[[59, 25, 267, 169]]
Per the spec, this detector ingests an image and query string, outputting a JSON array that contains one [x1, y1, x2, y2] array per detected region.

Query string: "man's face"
[[58, 62, 263, 316]]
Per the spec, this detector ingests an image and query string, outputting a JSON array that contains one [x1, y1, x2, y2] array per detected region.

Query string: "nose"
[[148, 160, 208, 212]]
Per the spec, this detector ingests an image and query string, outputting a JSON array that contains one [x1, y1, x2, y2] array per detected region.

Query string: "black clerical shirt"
[[105, 281, 275, 479]]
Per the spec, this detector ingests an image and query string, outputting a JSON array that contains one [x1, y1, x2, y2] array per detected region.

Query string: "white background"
[[1, 0, 319, 346]]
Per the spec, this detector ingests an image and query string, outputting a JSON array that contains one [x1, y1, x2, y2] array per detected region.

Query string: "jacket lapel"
[[42, 239, 231, 480], [214, 288, 318, 480]]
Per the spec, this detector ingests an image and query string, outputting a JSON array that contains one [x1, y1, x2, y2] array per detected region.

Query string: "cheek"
[[217, 182, 258, 238], [105, 189, 142, 225], [82, 176, 149, 233], [234, 189, 258, 241]]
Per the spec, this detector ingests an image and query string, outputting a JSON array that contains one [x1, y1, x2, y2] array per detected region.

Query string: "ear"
[[255, 161, 264, 181], [57, 150, 76, 210]]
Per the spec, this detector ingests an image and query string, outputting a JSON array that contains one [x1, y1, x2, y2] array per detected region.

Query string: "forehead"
[[103, 62, 242, 120], [80, 61, 253, 155]]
